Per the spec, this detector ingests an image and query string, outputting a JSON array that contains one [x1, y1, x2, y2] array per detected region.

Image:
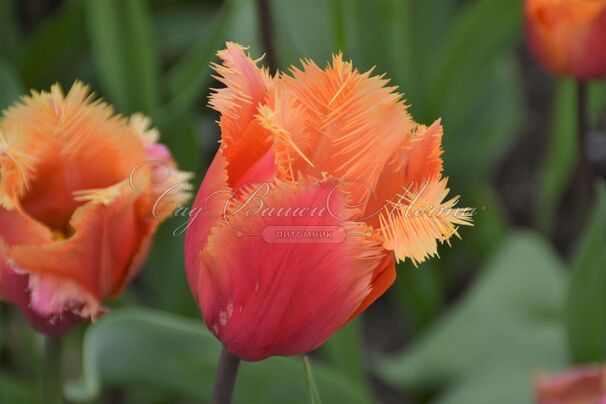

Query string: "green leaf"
[[153, 4, 216, 61], [392, 260, 444, 331], [422, 0, 524, 188], [322, 318, 371, 399], [86, 0, 159, 114], [226, 0, 262, 57], [433, 363, 543, 404], [303, 357, 323, 404], [378, 232, 567, 400], [272, 0, 334, 67], [17, 1, 86, 89], [341, 0, 420, 101], [165, 0, 237, 116], [0, 370, 34, 404], [143, 220, 199, 316], [66, 308, 370, 404], [465, 186, 509, 260], [566, 182, 606, 363], [441, 55, 524, 190], [427, 0, 521, 114], [0, 0, 20, 58], [0, 59, 23, 110], [328, 0, 347, 53], [589, 82, 606, 120], [536, 80, 577, 233]]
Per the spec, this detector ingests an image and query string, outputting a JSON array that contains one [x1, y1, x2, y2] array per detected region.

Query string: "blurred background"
[[1, 0, 605, 403]]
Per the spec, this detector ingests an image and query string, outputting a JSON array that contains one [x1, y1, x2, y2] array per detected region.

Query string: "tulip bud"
[[0, 82, 191, 334], [525, 0, 606, 79], [535, 365, 606, 403], [184, 43, 472, 361]]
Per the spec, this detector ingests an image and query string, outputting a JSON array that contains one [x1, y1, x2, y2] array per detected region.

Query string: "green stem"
[[255, 0, 277, 72], [211, 347, 241, 404], [41, 336, 63, 404], [577, 80, 592, 223]]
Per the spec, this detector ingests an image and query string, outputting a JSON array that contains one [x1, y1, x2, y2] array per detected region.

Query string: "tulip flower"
[[535, 365, 606, 403], [0, 82, 191, 335], [184, 42, 472, 364], [525, 0, 606, 79]]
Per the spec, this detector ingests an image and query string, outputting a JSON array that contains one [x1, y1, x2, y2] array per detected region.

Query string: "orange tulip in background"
[[525, 0, 606, 79], [184, 43, 472, 361], [0, 82, 190, 334], [535, 365, 606, 403]]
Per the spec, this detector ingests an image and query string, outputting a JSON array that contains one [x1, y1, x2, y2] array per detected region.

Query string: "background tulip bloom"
[[0, 82, 191, 334], [525, 0, 606, 78], [185, 43, 472, 361], [535, 366, 606, 403]]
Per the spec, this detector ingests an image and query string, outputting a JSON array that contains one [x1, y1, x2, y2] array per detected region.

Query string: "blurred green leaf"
[[328, 0, 347, 53], [154, 4, 216, 62], [17, 1, 86, 89], [589, 82, 606, 119], [0, 370, 34, 404], [143, 220, 199, 316], [378, 232, 567, 400], [227, 0, 262, 57], [271, 0, 340, 69], [0, 59, 23, 110], [67, 308, 370, 404], [272, 0, 334, 67], [333, 0, 420, 103], [427, 0, 521, 114], [536, 80, 577, 234], [442, 55, 523, 190], [393, 261, 444, 331], [466, 186, 509, 259], [322, 319, 371, 399], [303, 357, 323, 404], [433, 363, 542, 404], [425, 0, 523, 189], [344, 0, 457, 111], [165, 0, 236, 116], [0, 0, 20, 58], [566, 182, 606, 363], [86, 0, 159, 114]]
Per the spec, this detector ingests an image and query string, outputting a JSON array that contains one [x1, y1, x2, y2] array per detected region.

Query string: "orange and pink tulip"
[[0, 82, 190, 334], [525, 0, 606, 79], [184, 43, 472, 361]]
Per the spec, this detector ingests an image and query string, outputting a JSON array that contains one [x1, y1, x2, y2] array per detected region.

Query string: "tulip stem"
[[212, 347, 241, 404], [41, 336, 63, 404], [576, 80, 592, 220], [256, 0, 277, 72]]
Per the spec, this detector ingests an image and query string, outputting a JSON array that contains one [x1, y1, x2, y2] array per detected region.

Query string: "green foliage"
[[304, 357, 323, 404], [379, 232, 568, 402], [86, 0, 159, 114], [17, 1, 86, 89], [566, 182, 606, 363], [0, 0, 20, 58], [0, 370, 33, 404], [536, 80, 578, 233], [322, 318, 371, 399], [66, 308, 369, 404], [0, 59, 23, 110], [0, 0, 603, 402], [164, 0, 236, 117]]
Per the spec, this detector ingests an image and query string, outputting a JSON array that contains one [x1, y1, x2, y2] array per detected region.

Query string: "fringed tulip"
[[184, 43, 472, 361], [525, 0, 606, 79], [0, 82, 191, 334], [535, 365, 606, 403]]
